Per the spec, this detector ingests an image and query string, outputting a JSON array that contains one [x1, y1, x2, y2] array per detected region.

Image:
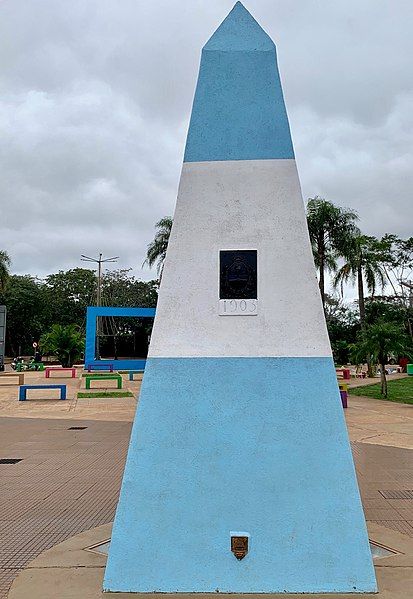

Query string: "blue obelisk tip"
[[184, 3, 294, 163], [203, 2, 275, 52]]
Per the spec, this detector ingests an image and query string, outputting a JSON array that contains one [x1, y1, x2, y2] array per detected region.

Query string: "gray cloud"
[[0, 0, 412, 287]]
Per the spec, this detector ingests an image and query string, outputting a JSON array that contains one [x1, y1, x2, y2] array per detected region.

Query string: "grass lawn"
[[77, 391, 134, 398], [350, 376, 413, 405]]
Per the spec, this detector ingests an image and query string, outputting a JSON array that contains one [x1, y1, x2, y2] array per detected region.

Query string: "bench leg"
[[45, 370, 49, 378], [19, 389, 26, 401], [128, 373, 133, 381], [85, 379, 91, 390], [117, 379, 122, 389], [61, 388, 67, 400]]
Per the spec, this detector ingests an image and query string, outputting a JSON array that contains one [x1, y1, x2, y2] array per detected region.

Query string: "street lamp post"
[[81, 253, 119, 359]]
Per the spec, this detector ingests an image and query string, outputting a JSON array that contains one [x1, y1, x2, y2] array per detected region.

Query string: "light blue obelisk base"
[[104, 359, 375, 593]]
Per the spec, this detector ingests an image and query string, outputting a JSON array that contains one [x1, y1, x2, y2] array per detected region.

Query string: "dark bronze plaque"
[[231, 535, 248, 560], [220, 250, 257, 299]]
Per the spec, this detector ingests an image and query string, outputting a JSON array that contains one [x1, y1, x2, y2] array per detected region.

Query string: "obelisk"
[[104, 3, 377, 593]]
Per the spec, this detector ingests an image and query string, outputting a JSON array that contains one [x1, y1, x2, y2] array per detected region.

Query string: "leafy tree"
[[306, 197, 359, 309], [324, 295, 359, 364], [0, 267, 159, 359], [102, 270, 158, 308], [40, 324, 84, 367], [365, 298, 413, 343], [0, 250, 11, 292], [334, 235, 386, 325], [43, 268, 97, 327], [377, 234, 413, 303], [99, 270, 158, 359], [350, 321, 411, 397], [143, 217, 173, 278], [365, 299, 409, 327], [0, 275, 47, 355]]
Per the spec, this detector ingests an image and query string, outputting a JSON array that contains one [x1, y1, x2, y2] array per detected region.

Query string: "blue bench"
[[128, 370, 144, 381], [19, 384, 67, 401], [87, 363, 114, 372]]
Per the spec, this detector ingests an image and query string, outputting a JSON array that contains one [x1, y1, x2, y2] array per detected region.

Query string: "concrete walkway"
[[0, 375, 412, 597], [0, 369, 141, 422], [347, 394, 413, 449]]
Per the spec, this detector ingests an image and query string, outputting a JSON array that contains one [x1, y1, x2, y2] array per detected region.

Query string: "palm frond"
[[142, 217, 173, 276]]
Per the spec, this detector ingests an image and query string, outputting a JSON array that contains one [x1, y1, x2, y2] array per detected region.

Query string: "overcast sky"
[[0, 0, 412, 294]]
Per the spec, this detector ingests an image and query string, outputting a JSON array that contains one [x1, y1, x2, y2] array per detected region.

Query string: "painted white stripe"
[[149, 159, 332, 358]]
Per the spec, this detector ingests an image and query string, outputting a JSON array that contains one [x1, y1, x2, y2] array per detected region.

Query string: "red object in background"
[[399, 357, 409, 373], [342, 368, 351, 380]]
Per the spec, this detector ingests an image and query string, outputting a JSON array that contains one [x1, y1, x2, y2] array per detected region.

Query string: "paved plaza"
[[0, 371, 412, 597]]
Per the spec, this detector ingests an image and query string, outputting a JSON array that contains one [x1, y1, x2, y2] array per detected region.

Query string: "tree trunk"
[[358, 266, 374, 376], [407, 317, 413, 342], [383, 266, 399, 298], [380, 363, 387, 398], [357, 265, 366, 327], [319, 249, 325, 310]]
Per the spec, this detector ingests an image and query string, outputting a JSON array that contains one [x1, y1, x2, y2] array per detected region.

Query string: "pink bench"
[[45, 367, 77, 379]]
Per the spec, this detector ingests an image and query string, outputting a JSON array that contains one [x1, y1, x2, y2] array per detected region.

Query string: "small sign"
[[231, 535, 248, 560], [32, 342, 38, 348], [219, 299, 258, 316]]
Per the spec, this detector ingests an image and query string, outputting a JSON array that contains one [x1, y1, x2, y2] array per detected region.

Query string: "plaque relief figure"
[[220, 250, 257, 299]]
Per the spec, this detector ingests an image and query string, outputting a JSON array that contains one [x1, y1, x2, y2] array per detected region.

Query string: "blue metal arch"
[[85, 306, 156, 371]]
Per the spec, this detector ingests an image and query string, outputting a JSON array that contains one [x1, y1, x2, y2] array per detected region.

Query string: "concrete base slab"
[[8, 522, 413, 598]]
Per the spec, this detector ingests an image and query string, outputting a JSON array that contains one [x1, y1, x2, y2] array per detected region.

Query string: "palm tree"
[[334, 235, 386, 326], [0, 250, 11, 292], [143, 217, 173, 279], [40, 324, 84, 367], [350, 321, 411, 397], [306, 197, 359, 309]]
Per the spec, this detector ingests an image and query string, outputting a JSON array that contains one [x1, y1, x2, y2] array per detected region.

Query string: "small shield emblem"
[[231, 535, 248, 560]]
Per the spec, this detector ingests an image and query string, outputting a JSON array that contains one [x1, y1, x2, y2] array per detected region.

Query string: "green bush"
[[40, 324, 84, 367]]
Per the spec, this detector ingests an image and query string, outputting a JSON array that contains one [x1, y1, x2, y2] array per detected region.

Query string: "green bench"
[[84, 373, 122, 390]]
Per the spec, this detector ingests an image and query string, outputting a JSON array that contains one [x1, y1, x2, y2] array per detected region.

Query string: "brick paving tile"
[[0, 421, 412, 598], [0, 417, 131, 598], [363, 507, 405, 520], [362, 498, 392, 508], [387, 498, 413, 508], [391, 508, 413, 519], [372, 520, 413, 535]]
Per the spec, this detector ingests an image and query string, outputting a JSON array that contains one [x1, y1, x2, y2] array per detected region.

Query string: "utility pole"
[[81, 253, 119, 359]]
